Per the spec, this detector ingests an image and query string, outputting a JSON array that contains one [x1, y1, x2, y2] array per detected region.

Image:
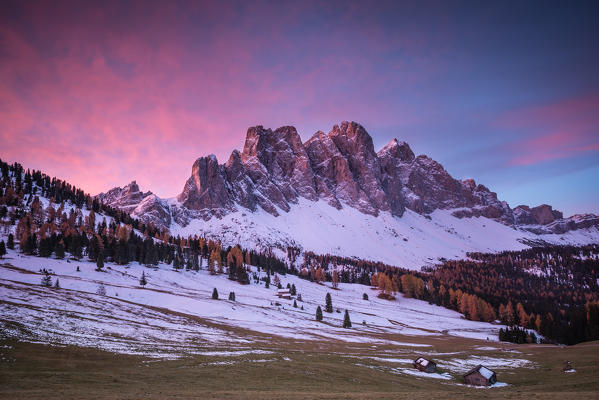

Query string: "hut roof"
[[463, 364, 496, 379], [414, 357, 431, 366]]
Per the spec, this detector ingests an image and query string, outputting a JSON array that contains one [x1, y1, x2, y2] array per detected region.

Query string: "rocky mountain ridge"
[[97, 121, 598, 236]]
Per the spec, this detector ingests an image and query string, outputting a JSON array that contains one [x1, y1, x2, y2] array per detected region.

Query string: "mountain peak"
[[90, 121, 598, 238], [124, 180, 140, 192], [378, 138, 414, 162], [329, 121, 371, 142]]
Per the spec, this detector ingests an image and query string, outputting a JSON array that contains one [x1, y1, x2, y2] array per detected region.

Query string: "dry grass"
[[1, 335, 598, 400]]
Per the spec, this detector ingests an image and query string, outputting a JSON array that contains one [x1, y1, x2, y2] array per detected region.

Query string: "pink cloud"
[[510, 131, 599, 166], [0, 4, 275, 196], [494, 96, 599, 166], [1, 1, 440, 199]]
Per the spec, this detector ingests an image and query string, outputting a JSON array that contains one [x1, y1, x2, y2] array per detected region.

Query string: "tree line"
[[0, 159, 290, 285], [301, 245, 599, 345]]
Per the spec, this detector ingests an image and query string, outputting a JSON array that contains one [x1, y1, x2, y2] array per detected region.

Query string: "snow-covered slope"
[[1, 248, 510, 358], [169, 198, 599, 269]]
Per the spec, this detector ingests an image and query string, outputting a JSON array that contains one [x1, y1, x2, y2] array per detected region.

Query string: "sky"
[[0, 0, 598, 216]]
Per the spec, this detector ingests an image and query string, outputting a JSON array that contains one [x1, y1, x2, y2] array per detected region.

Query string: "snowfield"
[[1, 248, 510, 358], [170, 198, 599, 269]]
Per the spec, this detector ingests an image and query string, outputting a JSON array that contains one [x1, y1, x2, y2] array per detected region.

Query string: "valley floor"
[[1, 250, 598, 398], [1, 338, 598, 399]]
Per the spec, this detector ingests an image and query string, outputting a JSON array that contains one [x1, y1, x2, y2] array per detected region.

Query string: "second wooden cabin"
[[463, 365, 497, 386]]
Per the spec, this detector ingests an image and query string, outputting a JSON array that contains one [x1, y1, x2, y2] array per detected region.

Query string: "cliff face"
[[176, 121, 518, 223], [97, 121, 598, 236], [96, 181, 171, 228]]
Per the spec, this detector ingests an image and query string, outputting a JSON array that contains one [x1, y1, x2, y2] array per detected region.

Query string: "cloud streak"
[[495, 95, 599, 166]]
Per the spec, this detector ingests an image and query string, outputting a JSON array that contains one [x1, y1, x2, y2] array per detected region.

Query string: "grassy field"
[[1, 335, 598, 400]]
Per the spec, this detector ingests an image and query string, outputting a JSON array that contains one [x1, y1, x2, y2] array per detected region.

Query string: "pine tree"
[[505, 301, 515, 326], [96, 253, 104, 271], [516, 302, 528, 327], [228, 262, 236, 280], [54, 240, 65, 259], [229, 291, 236, 301], [21, 233, 36, 255], [316, 306, 323, 321], [237, 267, 250, 284], [139, 271, 147, 287], [0, 240, 6, 259], [363, 293, 369, 300], [535, 314, 542, 332], [290, 284, 296, 296], [7, 234, 14, 250], [293, 300, 298, 308], [41, 273, 52, 287], [325, 293, 333, 313], [332, 270, 339, 289], [212, 288, 219, 300], [315, 267, 325, 283], [54, 278, 60, 288], [343, 310, 352, 328], [38, 238, 52, 257]]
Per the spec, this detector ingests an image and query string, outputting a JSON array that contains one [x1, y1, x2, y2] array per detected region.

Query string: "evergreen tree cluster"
[[0, 158, 290, 277], [499, 326, 536, 344], [302, 246, 599, 345], [431, 246, 599, 345]]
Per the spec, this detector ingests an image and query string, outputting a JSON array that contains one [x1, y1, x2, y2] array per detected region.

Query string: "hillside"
[[2, 248, 599, 398], [1, 156, 599, 348], [1, 248, 504, 357]]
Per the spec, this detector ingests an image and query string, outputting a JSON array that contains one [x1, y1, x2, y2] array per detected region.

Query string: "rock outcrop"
[[96, 181, 149, 213], [97, 121, 599, 236], [514, 204, 563, 226], [97, 182, 171, 228], [177, 155, 235, 218]]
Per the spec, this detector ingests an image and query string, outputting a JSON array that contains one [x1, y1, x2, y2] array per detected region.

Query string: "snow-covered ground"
[[170, 198, 599, 269], [1, 248, 510, 358], [349, 351, 530, 386]]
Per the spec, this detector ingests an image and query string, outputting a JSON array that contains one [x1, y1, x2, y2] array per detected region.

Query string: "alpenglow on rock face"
[[97, 181, 171, 228], [176, 121, 516, 222], [178, 121, 407, 218], [96, 121, 598, 235]]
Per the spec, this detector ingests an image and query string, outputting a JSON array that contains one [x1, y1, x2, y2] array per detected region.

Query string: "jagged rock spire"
[[97, 121, 598, 235], [175, 121, 515, 222]]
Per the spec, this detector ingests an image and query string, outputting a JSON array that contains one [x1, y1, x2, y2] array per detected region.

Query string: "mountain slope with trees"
[[1, 158, 598, 345]]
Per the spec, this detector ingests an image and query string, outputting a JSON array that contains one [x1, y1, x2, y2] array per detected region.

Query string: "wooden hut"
[[276, 289, 292, 299], [413, 357, 437, 373], [463, 365, 497, 386]]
